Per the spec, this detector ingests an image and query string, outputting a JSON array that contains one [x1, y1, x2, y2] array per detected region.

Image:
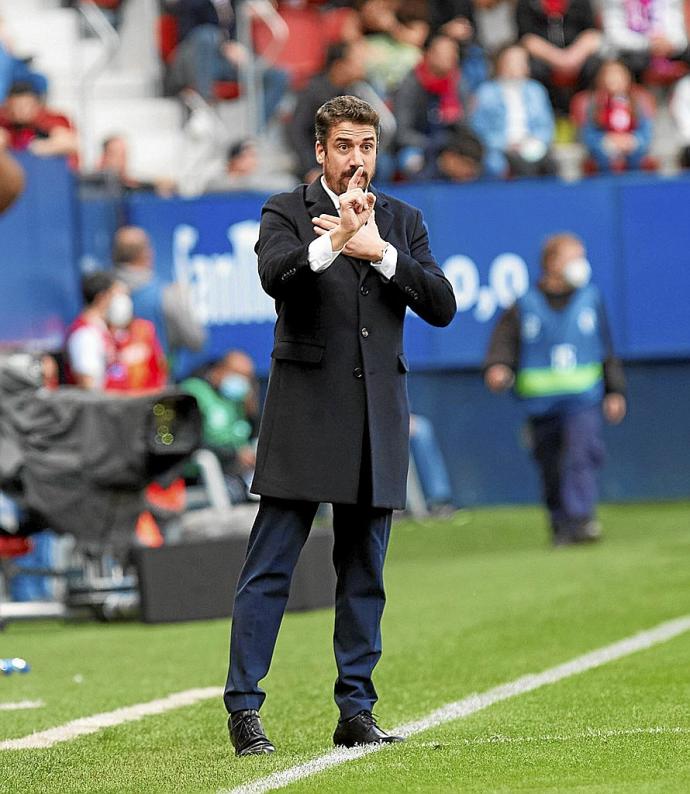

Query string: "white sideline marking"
[[223, 614, 690, 794], [418, 725, 690, 747], [0, 687, 221, 750], [0, 700, 44, 712]]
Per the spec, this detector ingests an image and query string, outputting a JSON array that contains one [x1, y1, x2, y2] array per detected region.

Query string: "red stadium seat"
[[157, 14, 241, 101], [157, 13, 179, 65], [253, 6, 326, 90]]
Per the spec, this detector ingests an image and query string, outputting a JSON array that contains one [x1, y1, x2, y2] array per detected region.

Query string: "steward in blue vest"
[[484, 233, 626, 546]]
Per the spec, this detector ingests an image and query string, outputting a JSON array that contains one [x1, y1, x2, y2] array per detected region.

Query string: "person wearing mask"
[[64, 271, 122, 390], [111, 225, 206, 365], [471, 44, 556, 178], [483, 233, 626, 546], [107, 290, 169, 393], [182, 350, 258, 502]]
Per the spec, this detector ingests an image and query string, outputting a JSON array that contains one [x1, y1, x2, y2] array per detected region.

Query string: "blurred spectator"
[[359, 0, 429, 96], [182, 350, 258, 503], [429, 0, 490, 91], [601, 0, 690, 80], [670, 75, 690, 168], [165, 0, 289, 123], [581, 60, 653, 172], [202, 137, 297, 193], [517, 0, 602, 112], [108, 291, 169, 393], [471, 44, 556, 177], [420, 122, 484, 180], [64, 271, 121, 390], [0, 82, 79, 168], [484, 232, 626, 546], [91, 135, 177, 197], [288, 41, 397, 183], [112, 226, 206, 364], [394, 33, 468, 177], [473, 0, 519, 56], [0, 27, 48, 102]]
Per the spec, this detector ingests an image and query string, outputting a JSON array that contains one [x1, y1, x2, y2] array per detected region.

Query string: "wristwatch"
[[372, 243, 389, 265]]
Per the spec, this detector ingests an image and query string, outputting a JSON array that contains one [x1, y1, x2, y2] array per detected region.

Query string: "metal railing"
[[75, 0, 121, 169], [236, 0, 288, 136]]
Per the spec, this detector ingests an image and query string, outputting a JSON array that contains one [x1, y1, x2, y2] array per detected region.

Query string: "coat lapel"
[[304, 177, 338, 228], [304, 180, 395, 285]]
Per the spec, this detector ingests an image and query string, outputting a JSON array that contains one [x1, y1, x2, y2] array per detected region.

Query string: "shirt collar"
[[320, 176, 341, 212]]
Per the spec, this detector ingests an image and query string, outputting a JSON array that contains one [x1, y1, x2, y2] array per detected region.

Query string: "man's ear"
[[315, 140, 325, 164]]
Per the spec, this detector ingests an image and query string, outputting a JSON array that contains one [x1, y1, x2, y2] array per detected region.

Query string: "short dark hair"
[[440, 125, 484, 164], [226, 138, 255, 162], [81, 271, 115, 306], [540, 233, 584, 269], [8, 81, 40, 98], [325, 43, 349, 71], [314, 95, 380, 147]]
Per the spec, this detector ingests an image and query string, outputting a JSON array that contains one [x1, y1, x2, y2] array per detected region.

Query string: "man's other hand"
[[603, 393, 626, 424], [312, 211, 386, 262], [485, 364, 515, 392]]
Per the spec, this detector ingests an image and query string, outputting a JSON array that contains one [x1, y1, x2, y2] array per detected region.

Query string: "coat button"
[[361, 327, 369, 338], [360, 285, 370, 296], [353, 367, 363, 379]]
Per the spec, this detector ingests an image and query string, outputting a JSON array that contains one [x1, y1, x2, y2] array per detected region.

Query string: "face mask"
[[107, 292, 133, 327], [563, 257, 591, 289], [220, 373, 250, 402]]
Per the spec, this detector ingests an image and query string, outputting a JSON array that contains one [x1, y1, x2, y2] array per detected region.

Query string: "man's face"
[[498, 47, 529, 80], [7, 93, 40, 125], [340, 40, 367, 83], [426, 37, 459, 77], [549, 239, 586, 277], [438, 150, 481, 182], [316, 121, 377, 195], [598, 63, 631, 95], [103, 138, 128, 172]]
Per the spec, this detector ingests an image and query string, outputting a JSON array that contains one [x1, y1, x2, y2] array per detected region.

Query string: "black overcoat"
[[251, 179, 456, 509]]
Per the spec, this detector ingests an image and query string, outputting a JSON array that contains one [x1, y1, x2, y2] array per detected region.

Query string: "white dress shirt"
[[307, 176, 398, 280]]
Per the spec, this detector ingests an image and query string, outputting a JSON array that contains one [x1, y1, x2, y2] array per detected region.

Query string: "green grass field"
[[1, 502, 689, 793]]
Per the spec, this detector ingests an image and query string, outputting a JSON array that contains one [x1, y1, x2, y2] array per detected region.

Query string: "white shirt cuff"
[[371, 244, 397, 281], [308, 233, 343, 273]]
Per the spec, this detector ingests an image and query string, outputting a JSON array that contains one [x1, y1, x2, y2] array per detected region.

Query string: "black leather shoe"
[[228, 709, 275, 756], [333, 711, 404, 748]]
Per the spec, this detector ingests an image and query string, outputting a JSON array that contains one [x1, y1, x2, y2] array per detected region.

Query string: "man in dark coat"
[[224, 95, 456, 757]]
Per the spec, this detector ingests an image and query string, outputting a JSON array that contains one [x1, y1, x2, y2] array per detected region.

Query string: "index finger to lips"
[[347, 166, 364, 191]]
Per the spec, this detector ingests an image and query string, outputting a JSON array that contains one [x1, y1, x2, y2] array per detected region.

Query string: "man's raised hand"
[[332, 167, 376, 248]]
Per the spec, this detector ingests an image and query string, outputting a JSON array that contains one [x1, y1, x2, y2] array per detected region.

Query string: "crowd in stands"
[[0, 0, 689, 185]]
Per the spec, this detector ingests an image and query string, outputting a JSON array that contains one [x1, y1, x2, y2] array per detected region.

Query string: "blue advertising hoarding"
[[1, 158, 689, 374], [127, 174, 690, 376], [0, 155, 81, 350]]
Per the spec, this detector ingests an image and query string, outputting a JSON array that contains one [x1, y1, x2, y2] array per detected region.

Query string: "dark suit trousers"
[[223, 496, 393, 718]]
